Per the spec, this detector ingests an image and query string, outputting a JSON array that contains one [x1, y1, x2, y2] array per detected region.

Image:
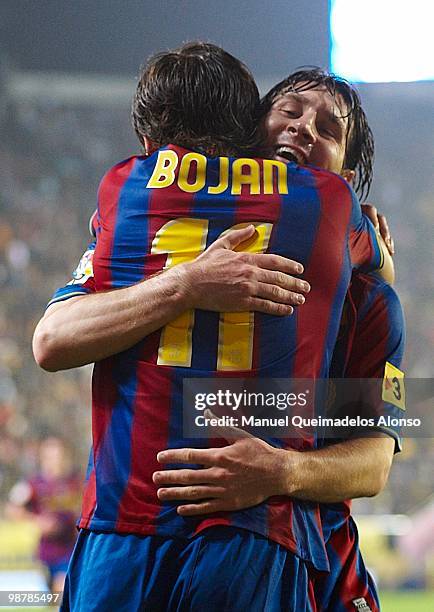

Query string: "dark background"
[[1, 0, 328, 80]]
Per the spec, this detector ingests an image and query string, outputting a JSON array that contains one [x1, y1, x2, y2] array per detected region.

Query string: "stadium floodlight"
[[330, 0, 434, 82]]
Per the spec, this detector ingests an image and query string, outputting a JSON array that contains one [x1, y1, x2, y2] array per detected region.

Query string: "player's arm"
[[361, 203, 395, 287], [33, 273, 192, 371], [344, 180, 395, 284], [278, 435, 395, 502], [297, 277, 405, 502], [33, 225, 310, 371], [362, 203, 394, 255], [153, 424, 394, 513], [154, 278, 405, 512]]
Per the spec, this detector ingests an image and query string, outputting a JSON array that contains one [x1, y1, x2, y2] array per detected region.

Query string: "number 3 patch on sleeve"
[[382, 361, 405, 410]]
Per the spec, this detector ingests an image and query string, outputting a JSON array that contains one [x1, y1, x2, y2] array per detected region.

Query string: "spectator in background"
[[6, 436, 82, 591]]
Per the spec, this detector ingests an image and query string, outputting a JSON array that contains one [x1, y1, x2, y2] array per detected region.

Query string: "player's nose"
[[287, 115, 317, 145]]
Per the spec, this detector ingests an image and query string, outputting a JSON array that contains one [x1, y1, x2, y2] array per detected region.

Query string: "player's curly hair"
[[260, 68, 375, 200], [132, 42, 261, 157]]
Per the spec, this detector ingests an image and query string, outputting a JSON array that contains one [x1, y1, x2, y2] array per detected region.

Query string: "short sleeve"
[[47, 240, 96, 307], [330, 274, 406, 452], [347, 184, 384, 273]]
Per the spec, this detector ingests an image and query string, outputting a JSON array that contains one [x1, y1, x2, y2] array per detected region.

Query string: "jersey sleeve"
[[346, 183, 384, 273], [333, 274, 406, 451], [47, 240, 96, 307]]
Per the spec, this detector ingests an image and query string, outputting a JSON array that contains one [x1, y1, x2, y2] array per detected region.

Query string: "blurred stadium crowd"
[[0, 74, 433, 587], [0, 92, 135, 495]]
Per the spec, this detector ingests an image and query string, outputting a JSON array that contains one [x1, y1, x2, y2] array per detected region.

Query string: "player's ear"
[[341, 169, 355, 185], [143, 136, 159, 156]]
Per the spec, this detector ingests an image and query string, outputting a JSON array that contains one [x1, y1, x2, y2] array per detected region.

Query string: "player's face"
[[39, 437, 72, 478], [262, 86, 351, 176]]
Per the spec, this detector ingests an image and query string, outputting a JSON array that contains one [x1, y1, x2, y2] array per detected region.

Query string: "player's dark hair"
[[132, 42, 261, 157], [260, 68, 374, 200]]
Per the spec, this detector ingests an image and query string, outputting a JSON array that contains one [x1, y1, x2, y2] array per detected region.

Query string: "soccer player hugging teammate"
[[156, 70, 404, 611], [33, 44, 396, 611], [263, 70, 405, 612]]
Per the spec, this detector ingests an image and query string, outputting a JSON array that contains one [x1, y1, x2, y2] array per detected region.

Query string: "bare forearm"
[[281, 436, 395, 503], [33, 266, 190, 371], [153, 428, 396, 514], [33, 226, 308, 372]]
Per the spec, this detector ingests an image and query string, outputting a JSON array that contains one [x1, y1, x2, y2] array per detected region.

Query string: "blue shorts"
[[314, 515, 380, 611], [61, 527, 316, 612]]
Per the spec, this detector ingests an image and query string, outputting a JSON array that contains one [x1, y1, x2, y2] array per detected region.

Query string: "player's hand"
[[362, 204, 394, 256], [178, 224, 310, 316], [153, 410, 292, 515]]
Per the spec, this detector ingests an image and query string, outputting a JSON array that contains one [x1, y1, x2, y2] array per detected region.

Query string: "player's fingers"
[[389, 237, 395, 255], [157, 448, 222, 466], [378, 214, 394, 255], [362, 203, 379, 230], [153, 468, 216, 485], [157, 486, 224, 501], [256, 269, 310, 294], [377, 214, 389, 240], [246, 297, 294, 316], [208, 224, 256, 251], [255, 282, 306, 306], [177, 500, 225, 516], [249, 253, 304, 275], [204, 409, 254, 441]]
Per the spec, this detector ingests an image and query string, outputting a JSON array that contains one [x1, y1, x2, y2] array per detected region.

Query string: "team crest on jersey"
[[352, 597, 372, 612], [382, 361, 405, 410], [67, 247, 94, 285]]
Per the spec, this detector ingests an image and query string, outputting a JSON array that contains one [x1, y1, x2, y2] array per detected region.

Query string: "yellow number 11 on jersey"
[[151, 218, 273, 370]]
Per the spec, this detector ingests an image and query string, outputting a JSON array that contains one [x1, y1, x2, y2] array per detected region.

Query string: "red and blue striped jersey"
[[317, 273, 405, 606], [330, 272, 405, 448], [9, 473, 82, 566], [322, 272, 406, 528], [49, 145, 384, 571]]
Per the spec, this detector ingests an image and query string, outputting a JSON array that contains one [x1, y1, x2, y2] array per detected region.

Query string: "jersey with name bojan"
[[50, 144, 383, 571]]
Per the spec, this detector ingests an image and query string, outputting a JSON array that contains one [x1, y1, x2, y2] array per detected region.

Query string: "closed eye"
[[320, 128, 336, 138], [279, 107, 300, 118], [318, 122, 341, 139]]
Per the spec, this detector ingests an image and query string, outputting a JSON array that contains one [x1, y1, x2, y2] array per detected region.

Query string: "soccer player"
[[6, 437, 82, 592], [313, 270, 405, 612], [33, 46, 392, 611], [154, 69, 405, 611]]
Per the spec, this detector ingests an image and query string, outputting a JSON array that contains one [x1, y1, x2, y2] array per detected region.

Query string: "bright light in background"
[[330, 0, 434, 82]]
